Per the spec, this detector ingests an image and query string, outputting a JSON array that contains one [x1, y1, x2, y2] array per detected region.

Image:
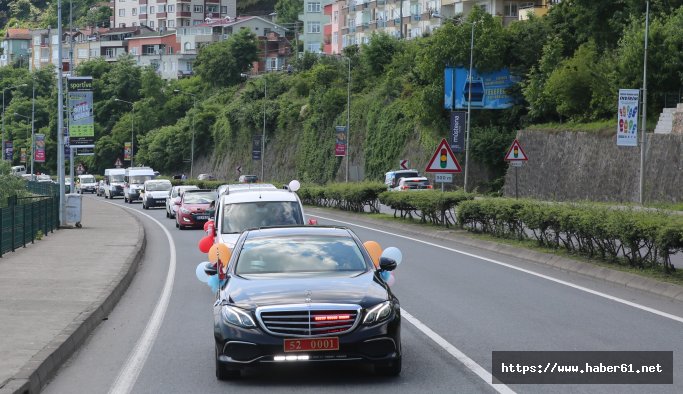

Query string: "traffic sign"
[[435, 173, 453, 183], [236, 165, 242, 174], [400, 159, 410, 170], [504, 139, 529, 161], [115, 157, 122, 168], [425, 139, 462, 173]]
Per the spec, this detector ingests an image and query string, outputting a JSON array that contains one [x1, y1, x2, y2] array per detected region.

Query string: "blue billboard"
[[444, 67, 520, 110]]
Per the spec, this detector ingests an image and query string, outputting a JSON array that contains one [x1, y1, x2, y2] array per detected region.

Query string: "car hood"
[[146, 191, 170, 198], [225, 271, 388, 309], [181, 203, 210, 212]]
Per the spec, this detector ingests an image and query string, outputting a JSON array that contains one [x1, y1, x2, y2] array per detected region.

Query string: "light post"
[[262, 76, 267, 182], [345, 56, 351, 182], [174, 90, 196, 179], [114, 98, 135, 167], [14, 112, 33, 176], [2, 83, 28, 161], [463, 21, 476, 193]]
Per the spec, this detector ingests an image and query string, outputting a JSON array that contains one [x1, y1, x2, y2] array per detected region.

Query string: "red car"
[[175, 189, 218, 230]]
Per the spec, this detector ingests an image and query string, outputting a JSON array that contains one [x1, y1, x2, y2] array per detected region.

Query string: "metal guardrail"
[[0, 181, 59, 257]]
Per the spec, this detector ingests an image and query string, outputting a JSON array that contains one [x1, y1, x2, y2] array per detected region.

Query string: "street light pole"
[[115, 98, 135, 167], [31, 83, 35, 176], [57, 0, 66, 224], [345, 57, 351, 182], [463, 21, 475, 193], [639, 1, 649, 205], [262, 76, 266, 182]]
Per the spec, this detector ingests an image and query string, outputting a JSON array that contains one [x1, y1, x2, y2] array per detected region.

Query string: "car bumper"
[[214, 312, 401, 369], [178, 212, 210, 227], [145, 197, 167, 207], [127, 192, 141, 200]]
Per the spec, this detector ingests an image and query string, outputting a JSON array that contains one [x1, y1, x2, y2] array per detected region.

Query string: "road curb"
[[4, 206, 146, 394], [308, 207, 683, 303]]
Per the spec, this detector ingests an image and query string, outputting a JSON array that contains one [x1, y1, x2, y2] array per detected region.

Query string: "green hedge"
[[299, 182, 386, 212], [379, 190, 474, 227], [457, 199, 683, 273]]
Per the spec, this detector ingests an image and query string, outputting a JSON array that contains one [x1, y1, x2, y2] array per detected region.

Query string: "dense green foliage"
[[0, 161, 30, 205], [457, 198, 683, 273], [2, 2, 682, 192], [379, 190, 475, 227]]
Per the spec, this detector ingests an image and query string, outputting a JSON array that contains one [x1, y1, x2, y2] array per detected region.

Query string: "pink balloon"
[[387, 272, 396, 287]]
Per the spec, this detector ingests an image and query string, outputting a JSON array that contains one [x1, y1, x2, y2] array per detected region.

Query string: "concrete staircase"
[[654, 107, 676, 134]]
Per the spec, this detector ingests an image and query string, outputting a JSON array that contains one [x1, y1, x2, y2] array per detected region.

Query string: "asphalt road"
[[43, 196, 683, 394]]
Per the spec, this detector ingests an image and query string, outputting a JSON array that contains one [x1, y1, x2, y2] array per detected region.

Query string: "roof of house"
[[5, 28, 32, 40], [197, 16, 288, 31]]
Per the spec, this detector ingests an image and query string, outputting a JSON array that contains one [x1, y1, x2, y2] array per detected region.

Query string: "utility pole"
[[58, 0, 66, 224], [639, 1, 649, 205], [69, 0, 75, 182], [346, 57, 351, 182], [261, 77, 266, 181], [463, 22, 475, 192], [31, 83, 35, 176]]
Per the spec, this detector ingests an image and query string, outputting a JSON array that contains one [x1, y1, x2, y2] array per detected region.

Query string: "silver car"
[[166, 185, 199, 219]]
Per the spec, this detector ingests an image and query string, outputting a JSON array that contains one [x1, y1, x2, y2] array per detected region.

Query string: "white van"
[[104, 168, 126, 199], [141, 179, 172, 209], [11, 165, 26, 177], [76, 174, 97, 194], [124, 167, 155, 203]]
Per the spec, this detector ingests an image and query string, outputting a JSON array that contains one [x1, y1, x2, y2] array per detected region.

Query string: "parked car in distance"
[[208, 226, 402, 380], [238, 174, 259, 183], [166, 185, 200, 219], [175, 189, 218, 229], [392, 176, 433, 191], [76, 174, 97, 194], [36, 174, 53, 183], [104, 168, 126, 199], [11, 165, 26, 176], [141, 179, 173, 209], [197, 173, 216, 181], [384, 169, 420, 190]]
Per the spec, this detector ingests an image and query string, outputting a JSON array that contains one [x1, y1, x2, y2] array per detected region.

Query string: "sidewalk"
[[0, 197, 145, 394]]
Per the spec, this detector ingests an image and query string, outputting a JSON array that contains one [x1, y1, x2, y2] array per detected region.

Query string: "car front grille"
[[256, 304, 361, 337]]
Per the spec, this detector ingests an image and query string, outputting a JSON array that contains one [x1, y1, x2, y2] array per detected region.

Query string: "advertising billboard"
[[617, 89, 639, 147], [3, 141, 12, 161], [335, 125, 347, 157], [124, 142, 132, 161], [67, 77, 95, 148], [444, 67, 520, 110], [34, 134, 45, 162]]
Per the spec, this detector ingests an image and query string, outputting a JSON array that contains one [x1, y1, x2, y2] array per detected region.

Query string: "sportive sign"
[[504, 139, 528, 161], [425, 139, 462, 173]]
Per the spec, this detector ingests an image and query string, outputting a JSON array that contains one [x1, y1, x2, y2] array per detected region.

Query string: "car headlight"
[[180, 207, 190, 214], [221, 305, 256, 328], [363, 301, 393, 325]]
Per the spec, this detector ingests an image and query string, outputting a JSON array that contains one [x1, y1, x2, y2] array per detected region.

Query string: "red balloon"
[[198, 235, 214, 253]]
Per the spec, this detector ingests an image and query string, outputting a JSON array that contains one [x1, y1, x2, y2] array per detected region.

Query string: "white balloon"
[[196, 262, 211, 283], [288, 180, 301, 192], [387, 272, 396, 287], [381, 247, 402, 266]]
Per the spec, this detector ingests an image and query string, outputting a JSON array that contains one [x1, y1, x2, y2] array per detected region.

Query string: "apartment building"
[[111, 0, 237, 30], [0, 28, 31, 68], [441, 1, 560, 24], [299, 0, 333, 53]]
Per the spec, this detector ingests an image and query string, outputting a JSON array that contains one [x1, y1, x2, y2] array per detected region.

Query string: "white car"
[[76, 174, 98, 194], [392, 176, 433, 191], [213, 181, 312, 248], [141, 179, 173, 209], [166, 185, 199, 218]]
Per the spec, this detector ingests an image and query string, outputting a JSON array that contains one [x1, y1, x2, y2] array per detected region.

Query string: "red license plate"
[[284, 337, 339, 352]]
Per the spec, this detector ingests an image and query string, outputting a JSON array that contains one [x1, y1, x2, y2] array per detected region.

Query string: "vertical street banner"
[[335, 125, 347, 157], [67, 77, 95, 148], [3, 141, 12, 161], [449, 111, 466, 153], [63, 127, 70, 156], [20, 148, 26, 163], [124, 142, 132, 161], [617, 89, 639, 147], [34, 134, 45, 162], [252, 135, 262, 161]]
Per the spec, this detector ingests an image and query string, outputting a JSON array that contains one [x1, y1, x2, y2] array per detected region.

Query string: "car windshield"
[[235, 235, 368, 275], [221, 201, 303, 234], [183, 192, 217, 204], [130, 175, 153, 184], [110, 174, 124, 182], [80, 176, 95, 183], [172, 186, 198, 197], [146, 182, 171, 191]]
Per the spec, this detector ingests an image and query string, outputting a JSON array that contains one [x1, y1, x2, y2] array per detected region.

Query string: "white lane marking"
[[314, 214, 683, 325], [401, 309, 515, 394], [103, 201, 177, 394]]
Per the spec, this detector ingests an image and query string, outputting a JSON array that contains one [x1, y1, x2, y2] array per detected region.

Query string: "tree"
[[361, 33, 401, 78], [194, 29, 258, 87], [274, 0, 303, 25]]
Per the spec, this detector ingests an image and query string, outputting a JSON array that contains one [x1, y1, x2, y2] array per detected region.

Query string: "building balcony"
[[341, 27, 349, 34], [205, 0, 220, 3], [323, 43, 332, 53], [376, 0, 386, 5], [387, 19, 395, 27], [138, 0, 147, 4], [176, 0, 191, 3], [140, 14, 148, 20], [324, 24, 332, 35], [157, 12, 167, 17], [205, 12, 220, 19], [519, 4, 550, 20], [412, 14, 421, 22], [156, 0, 166, 3], [177, 11, 191, 17]]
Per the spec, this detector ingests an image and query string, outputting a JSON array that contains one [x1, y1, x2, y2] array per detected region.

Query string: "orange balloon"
[[363, 241, 382, 268], [208, 243, 231, 267]]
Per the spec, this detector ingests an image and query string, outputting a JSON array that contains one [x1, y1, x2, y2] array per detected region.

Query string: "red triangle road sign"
[[504, 139, 529, 161], [425, 139, 462, 173]]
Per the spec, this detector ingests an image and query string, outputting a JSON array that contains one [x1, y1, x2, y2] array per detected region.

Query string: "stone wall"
[[503, 130, 683, 203], [672, 103, 683, 134]]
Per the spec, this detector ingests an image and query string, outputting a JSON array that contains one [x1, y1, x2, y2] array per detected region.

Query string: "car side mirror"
[[174, 197, 181, 206], [307, 218, 318, 225], [379, 257, 397, 271], [204, 263, 218, 276]]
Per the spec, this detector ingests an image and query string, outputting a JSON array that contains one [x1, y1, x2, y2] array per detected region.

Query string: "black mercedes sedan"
[[207, 226, 401, 380]]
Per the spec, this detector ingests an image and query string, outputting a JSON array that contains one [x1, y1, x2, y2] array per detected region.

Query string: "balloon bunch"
[[198, 220, 215, 253], [363, 241, 402, 287], [196, 220, 232, 292]]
